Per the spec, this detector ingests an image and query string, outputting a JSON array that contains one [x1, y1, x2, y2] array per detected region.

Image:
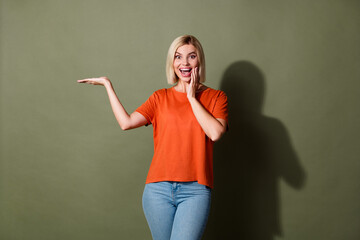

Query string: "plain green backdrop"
[[1, 0, 359, 239]]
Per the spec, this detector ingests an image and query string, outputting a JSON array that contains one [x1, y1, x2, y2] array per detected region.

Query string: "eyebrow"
[[175, 51, 197, 55]]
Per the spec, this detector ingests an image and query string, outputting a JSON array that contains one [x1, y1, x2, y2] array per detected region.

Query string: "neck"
[[174, 80, 190, 93]]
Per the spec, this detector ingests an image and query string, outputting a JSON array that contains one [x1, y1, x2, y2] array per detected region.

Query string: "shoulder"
[[147, 88, 167, 98], [153, 88, 168, 96], [155, 88, 167, 94], [145, 88, 169, 103], [202, 87, 227, 99]]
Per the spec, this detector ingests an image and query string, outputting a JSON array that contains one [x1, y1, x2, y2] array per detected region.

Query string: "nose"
[[181, 57, 190, 65]]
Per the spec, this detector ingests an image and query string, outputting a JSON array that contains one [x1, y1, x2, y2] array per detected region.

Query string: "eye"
[[174, 55, 181, 59], [190, 55, 197, 59]]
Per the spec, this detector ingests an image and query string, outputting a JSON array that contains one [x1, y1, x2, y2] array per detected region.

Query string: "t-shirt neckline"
[[171, 86, 210, 95]]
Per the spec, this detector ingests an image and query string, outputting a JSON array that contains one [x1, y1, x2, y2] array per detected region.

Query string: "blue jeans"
[[142, 181, 212, 240]]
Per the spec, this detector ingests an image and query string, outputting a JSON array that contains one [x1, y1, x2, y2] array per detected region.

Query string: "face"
[[173, 44, 199, 82]]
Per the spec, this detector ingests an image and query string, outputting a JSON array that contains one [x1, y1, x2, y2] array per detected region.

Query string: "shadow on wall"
[[204, 61, 306, 240]]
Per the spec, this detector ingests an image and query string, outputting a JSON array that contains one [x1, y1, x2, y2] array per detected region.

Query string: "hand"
[[77, 76, 110, 86], [187, 67, 199, 99]]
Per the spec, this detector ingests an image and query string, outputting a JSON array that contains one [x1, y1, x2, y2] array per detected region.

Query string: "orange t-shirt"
[[135, 86, 228, 188]]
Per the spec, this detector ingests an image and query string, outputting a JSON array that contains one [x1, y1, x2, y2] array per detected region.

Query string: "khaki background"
[[1, 0, 359, 239]]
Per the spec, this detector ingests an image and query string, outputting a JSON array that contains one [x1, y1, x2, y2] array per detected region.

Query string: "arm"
[[77, 77, 147, 130], [187, 68, 227, 142], [188, 98, 227, 142]]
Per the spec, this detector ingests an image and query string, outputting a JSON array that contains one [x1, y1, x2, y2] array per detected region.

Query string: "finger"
[[190, 69, 195, 85], [77, 79, 88, 83], [191, 69, 195, 84], [195, 67, 199, 83], [192, 69, 197, 86], [78, 77, 100, 81], [77, 78, 93, 82], [78, 79, 95, 83], [188, 74, 193, 89]]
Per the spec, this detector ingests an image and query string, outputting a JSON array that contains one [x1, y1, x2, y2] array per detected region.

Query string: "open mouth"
[[179, 68, 192, 73], [179, 68, 192, 78]]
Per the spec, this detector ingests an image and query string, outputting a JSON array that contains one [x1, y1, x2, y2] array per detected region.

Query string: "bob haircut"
[[166, 35, 206, 84]]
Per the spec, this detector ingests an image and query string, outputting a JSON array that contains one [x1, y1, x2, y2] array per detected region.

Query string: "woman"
[[77, 35, 228, 240]]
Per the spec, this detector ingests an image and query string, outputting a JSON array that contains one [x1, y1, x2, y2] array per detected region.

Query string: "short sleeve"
[[135, 91, 158, 125], [212, 91, 229, 123]]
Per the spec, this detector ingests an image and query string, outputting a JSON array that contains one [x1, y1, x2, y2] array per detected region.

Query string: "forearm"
[[188, 97, 226, 141], [104, 81, 132, 130]]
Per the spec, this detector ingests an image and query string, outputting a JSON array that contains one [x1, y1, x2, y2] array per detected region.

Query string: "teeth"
[[180, 69, 191, 72]]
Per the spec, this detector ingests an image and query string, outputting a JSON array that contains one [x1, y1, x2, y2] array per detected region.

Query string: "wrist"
[[104, 79, 112, 88], [187, 95, 197, 103]]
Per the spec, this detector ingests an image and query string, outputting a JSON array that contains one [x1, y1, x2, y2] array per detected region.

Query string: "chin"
[[179, 77, 191, 83]]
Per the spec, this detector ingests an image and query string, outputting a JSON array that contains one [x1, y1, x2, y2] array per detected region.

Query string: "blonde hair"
[[166, 35, 206, 84]]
